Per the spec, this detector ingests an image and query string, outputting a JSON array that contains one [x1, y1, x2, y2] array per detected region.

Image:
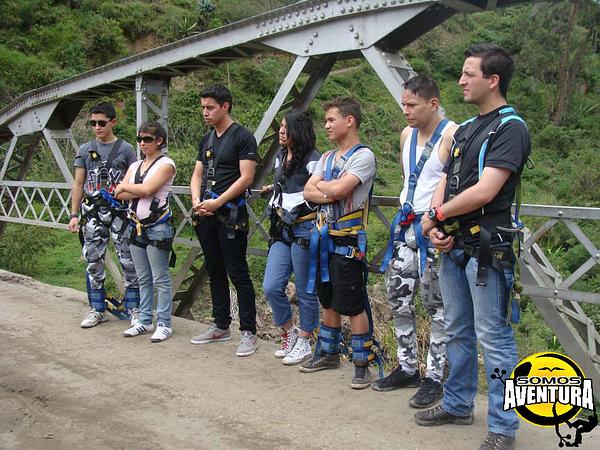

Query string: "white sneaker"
[[151, 322, 172, 342], [129, 308, 140, 326], [80, 309, 108, 328], [123, 322, 154, 337], [274, 327, 299, 358], [282, 337, 313, 365]]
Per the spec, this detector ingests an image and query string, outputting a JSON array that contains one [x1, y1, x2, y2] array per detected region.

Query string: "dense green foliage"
[[0, 0, 297, 102], [1, 0, 599, 361]]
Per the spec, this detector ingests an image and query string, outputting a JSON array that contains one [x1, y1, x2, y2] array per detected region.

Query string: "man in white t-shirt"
[[373, 77, 457, 408]]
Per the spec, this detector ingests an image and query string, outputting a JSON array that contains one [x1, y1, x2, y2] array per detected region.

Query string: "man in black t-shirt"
[[189, 84, 259, 357], [418, 45, 531, 450]]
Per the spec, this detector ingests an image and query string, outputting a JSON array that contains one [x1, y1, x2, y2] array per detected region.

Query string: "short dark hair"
[[200, 84, 233, 113], [138, 120, 167, 149], [90, 102, 116, 120], [465, 44, 515, 98], [323, 97, 362, 128], [403, 75, 440, 101]]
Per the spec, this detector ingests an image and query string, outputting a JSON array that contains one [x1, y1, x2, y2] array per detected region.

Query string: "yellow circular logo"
[[510, 352, 584, 427]]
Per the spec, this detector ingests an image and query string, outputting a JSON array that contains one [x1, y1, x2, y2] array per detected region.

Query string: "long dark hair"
[[282, 110, 316, 176]]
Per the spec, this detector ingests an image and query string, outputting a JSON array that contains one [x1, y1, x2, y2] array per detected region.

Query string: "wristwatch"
[[427, 208, 438, 223], [70, 213, 79, 219], [427, 207, 446, 223]]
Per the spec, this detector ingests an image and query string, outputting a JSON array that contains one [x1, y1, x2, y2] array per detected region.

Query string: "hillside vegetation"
[[1, 0, 599, 361]]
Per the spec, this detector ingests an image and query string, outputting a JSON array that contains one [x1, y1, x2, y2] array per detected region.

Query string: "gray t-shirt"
[[313, 146, 376, 217], [74, 139, 136, 195]]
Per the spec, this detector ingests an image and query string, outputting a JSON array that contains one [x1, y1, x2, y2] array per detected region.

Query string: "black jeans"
[[194, 215, 257, 334]]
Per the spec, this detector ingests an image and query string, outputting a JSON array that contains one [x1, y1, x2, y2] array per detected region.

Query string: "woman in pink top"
[[114, 121, 176, 342]]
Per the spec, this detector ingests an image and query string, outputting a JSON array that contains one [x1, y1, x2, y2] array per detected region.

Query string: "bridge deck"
[[0, 270, 569, 449]]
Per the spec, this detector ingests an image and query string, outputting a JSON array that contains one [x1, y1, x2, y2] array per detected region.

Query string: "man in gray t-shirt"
[[74, 140, 136, 195], [300, 97, 378, 389], [67, 102, 139, 329], [311, 146, 375, 215]]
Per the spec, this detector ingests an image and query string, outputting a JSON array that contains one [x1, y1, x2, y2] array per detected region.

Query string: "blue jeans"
[[263, 221, 319, 333], [439, 249, 519, 437], [129, 222, 174, 328]]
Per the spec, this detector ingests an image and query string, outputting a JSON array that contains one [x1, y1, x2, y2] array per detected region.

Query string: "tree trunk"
[[553, 0, 598, 125], [553, 1, 578, 125]]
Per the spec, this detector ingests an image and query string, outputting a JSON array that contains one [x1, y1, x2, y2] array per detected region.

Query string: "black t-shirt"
[[273, 147, 320, 195], [196, 123, 258, 197], [443, 105, 531, 224]]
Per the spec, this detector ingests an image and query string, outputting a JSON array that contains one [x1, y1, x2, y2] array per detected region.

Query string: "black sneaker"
[[299, 352, 340, 373], [351, 363, 371, 389], [415, 404, 474, 426], [371, 365, 420, 392], [479, 432, 515, 450], [409, 377, 444, 409]]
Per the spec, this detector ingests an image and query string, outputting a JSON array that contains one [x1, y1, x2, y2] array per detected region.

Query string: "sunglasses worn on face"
[[89, 120, 110, 127], [136, 135, 156, 143]]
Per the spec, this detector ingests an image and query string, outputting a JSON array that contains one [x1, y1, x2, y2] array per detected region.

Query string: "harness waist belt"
[[128, 207, 172, 237], [202, 190, 247, 239], [306, 209, 367, 294]]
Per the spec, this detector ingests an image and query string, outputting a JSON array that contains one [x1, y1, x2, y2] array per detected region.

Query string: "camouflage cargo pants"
[[384, 239, 447, 382], [81, 211, 138, 290]]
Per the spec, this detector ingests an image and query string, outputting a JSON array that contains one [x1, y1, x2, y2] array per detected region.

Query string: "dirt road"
[[0, 270, 566, 449]]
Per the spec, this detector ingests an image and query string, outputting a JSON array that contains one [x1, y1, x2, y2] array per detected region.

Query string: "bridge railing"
[[1, 179, 599, 385]]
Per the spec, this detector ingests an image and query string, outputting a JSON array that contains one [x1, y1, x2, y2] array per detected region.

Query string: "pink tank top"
[[128, 156, 176, 220]]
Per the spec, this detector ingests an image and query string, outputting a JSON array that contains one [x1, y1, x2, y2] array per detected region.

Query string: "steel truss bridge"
[[1, 0, 599, 387]]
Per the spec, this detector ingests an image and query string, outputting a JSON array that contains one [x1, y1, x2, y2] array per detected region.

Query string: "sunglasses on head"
[[136, 135, 156, 143], [89, 120, 110, 127]]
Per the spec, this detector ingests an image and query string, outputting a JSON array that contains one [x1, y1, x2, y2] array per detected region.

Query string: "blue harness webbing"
[[98, 187, 125, 210], [449, 106, 527, 323], [380, 119, 449, 273], [312, 324, 342, 357], [474, 106, 526, 230], [306, 144, 385, 377], [306, 144, 367, 294], [203, 189, 246, 209], [361, 261, 385, 378], [451, 107, 526, 230], [478, 106, 527, 324]]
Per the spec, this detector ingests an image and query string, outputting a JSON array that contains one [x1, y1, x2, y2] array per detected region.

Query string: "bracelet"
[[70, 213, 79, 219], [435, 206, 446, 222]]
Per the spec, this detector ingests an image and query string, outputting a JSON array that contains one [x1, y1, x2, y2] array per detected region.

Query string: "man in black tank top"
[[189, 85, 259, 357], [417, 45, 531, 450]]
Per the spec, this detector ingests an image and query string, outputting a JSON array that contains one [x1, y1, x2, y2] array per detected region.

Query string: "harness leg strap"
[[313, 324, 342, 362], [306, 226, 321, 294], [124, 287, 140, 311], [359, 264, 385, 378], [351, 333, 375, 366], [88, 286, 106, 312], [476, 226, 491, 286], [226, 202, 238, 239]]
